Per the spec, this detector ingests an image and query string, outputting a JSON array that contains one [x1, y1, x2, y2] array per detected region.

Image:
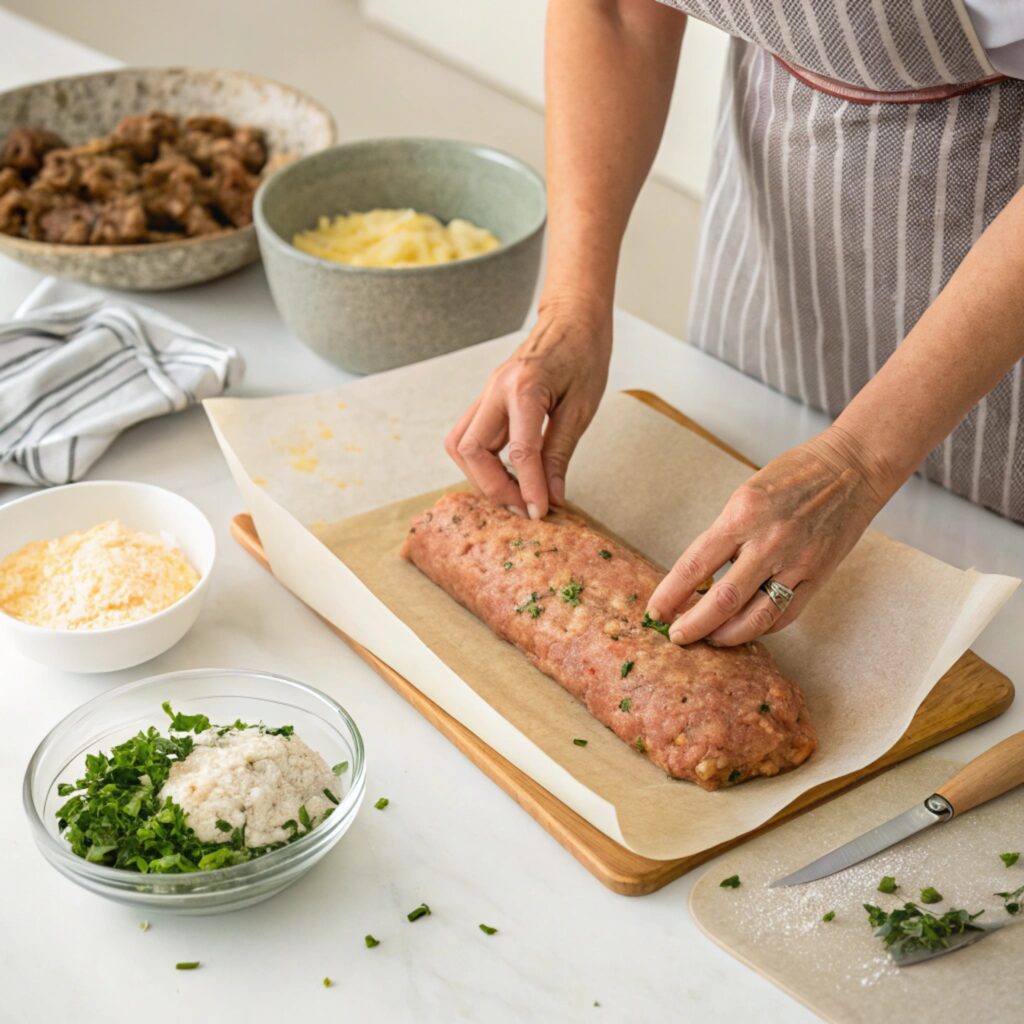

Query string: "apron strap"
[[774, 55, 1006, 104]]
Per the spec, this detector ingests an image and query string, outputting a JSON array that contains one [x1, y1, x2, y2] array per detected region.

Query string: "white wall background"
[[362, 0, 730, 200]]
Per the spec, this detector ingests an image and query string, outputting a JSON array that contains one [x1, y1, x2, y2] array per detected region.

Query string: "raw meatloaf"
[[401, 492, 817, 790]]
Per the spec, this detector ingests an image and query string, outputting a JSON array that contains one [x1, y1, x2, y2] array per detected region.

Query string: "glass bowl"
[[23, 668, 366, 915]]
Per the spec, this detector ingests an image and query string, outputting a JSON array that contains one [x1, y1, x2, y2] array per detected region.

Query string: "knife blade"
[[769, 795, 952, 887], [770, 730, 1024, 888]]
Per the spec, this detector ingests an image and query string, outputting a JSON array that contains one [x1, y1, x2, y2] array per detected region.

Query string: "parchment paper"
[[205, 335, 1019, 860], [689, 755, 1024, 1022]]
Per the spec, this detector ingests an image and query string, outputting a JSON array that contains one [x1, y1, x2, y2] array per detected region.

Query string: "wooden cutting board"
[[230, 389, 1014, 895]]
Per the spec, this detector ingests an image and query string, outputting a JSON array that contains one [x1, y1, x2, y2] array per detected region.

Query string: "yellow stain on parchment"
[[344, 443, 363, 454], [317, 423, 334, 440], [391, 434, 401, 441], [337, 401, 348, 411], [253, 475, 267, 487]]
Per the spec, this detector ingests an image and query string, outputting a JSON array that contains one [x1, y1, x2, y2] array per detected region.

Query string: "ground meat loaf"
[[401, 492, 817, 790]]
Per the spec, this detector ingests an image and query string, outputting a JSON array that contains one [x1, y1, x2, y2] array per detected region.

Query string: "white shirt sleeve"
[[962, 0, 1024, 78]]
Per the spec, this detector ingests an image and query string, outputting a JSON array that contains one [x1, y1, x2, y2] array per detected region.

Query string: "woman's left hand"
[[647, 427, 894, 646]]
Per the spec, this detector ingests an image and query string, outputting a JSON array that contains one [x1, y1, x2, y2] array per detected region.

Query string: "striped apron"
[[657, 0, 1024, 522]]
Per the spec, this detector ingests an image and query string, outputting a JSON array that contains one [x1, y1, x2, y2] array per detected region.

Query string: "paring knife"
[[771, 730, 1024, 888]]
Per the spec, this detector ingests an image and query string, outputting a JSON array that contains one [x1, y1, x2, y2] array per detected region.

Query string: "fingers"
[[541, 403, 585, 508], [508, 389, 552, 519], [666, 548, 770, 645], [707, 568, 808, 646], [447, 398, 525, 512], [647, 529, 736, 625]]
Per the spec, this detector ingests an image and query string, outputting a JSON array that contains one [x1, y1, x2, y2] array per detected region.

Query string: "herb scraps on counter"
[[919, 886, 943, 904], [364, 934, 381, 948], [720, 874, 741, 889], [139, 920, 150, 932], [620, 660, 634, 678], [618, 697, 633, 712], [641, 612, 670, 637], [55, 702, 339, 873], [822, 911, 836, 922], [479, 923, 498, 935], [863, 902, 984, 958], [1000, 851, 1020, 868], [322, 977, 333, 988], [573, 738, 588, 747], [407, 903, 431, 922], [175, 962, 201, 971], [995, 883, 1024, 915], [877, 875, 898, 894], [374, 797, 390, 810]]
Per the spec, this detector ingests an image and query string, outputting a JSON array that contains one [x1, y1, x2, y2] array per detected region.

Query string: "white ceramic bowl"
[[0, 481, 215, 672]]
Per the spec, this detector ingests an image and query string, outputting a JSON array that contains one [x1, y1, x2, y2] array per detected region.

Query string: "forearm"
[[542, 0, 685, 316], [831, 187, 1024, 502]]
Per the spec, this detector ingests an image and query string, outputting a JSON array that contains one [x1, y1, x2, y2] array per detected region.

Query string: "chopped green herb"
[[215, 819, 232, 833], [323, 977, 333, 988], [407, 903, 431, 922], [628, 593, 638, 604], [511, 539, 524, 548], [503, 561, 513, 570], [299, 804, 313, 830], [610, 634, 619, 641], [728, 769, 742, 783], [598, 550, 612, 560], [641, 612, 670, 637], [479, 923, 498, 935], [759, 703, 770, 714], [54, 704, 304, 874], [175, 962, 200, 971], [323, 788, 339, 805], [1000, 852, 1020, 868], [364, 934, 381, 947], [878, 875, 898, 894], [452, 515, 461, 524], [374, 797, 389, 810], [573, 738, 588, 747], [618, 698, 633, 712], [560, 579, 583, 606], [332, 761, 349, 775], [995, 883, 1024, 915], [863, 902, 984, 957], [620, 660, 634, 679], [720, 875, 741, 889], [634, 736, 646, 753], [515, 591, 544, 618], [919, 887, 943, 905], [822, 911, 836, 922], [139, 920, 150, 932]]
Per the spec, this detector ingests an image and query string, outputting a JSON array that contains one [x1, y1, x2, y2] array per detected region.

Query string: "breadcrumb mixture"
[[160, 729, 338, 847], [0, 518, 199, 629]]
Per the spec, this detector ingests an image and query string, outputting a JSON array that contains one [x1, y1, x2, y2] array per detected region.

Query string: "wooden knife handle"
[[936, 731, 1024, 816]]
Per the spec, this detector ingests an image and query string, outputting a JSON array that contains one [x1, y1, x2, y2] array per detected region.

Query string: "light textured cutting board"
[[231, 390, 1014, 895], [690, 754, 1024, 1022]]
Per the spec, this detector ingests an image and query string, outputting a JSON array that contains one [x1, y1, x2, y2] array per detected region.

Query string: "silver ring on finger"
[[759, 579, 795, 614]]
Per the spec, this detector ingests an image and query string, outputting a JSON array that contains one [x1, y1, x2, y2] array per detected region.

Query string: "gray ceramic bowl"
[[254, 137, 546, 373], [0, 67, 336, 290]]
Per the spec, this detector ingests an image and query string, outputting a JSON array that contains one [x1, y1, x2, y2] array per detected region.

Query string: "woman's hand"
[[647, 427, 894, 646], [444, 298, 612, 518]]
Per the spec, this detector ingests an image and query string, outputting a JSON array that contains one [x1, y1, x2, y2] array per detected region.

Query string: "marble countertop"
[[1, 9, 1021, 1023]]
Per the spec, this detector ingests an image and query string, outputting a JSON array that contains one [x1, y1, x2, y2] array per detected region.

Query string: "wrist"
[[811, 424, 903, 510], [536, 288, 613, 346]]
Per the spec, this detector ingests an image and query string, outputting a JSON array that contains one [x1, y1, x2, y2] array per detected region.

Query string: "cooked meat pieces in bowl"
[[0, 112, 268, 245]]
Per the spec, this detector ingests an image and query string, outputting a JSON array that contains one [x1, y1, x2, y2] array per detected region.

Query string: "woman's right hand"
[[444, 296, 612, 519]]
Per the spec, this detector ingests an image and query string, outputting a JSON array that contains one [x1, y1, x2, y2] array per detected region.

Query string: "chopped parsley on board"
[[573, 738, 588, 748], [863, 902, 984, 957], [479, 924, 498, 935], [877, 875, 898, 894], [919, 887, 943, 905], [822, 911, 836, 922], [719, 875, 741, 889], [374, 797, 389, 810], [407, 903, 431, 922], [364, 934, 381, 948], [995, 883, 1024, 915], [999, 851, 1020, 868]]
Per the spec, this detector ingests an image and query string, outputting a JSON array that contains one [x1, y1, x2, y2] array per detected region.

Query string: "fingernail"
[[505, 504, 526, 518], [526, 502, 540, 520], [669, 626, 686, 645]]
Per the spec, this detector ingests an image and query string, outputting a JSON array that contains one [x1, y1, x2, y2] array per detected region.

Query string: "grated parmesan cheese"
[[159, 729, 338, 847], [0, 519, 199, 630]]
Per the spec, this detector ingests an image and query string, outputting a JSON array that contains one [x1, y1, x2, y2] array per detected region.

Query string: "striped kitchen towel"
[[0, 291, 244, 486]]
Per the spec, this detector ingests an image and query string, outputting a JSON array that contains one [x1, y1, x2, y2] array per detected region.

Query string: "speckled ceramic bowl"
[[0, 67, 336, 290], [254, 137, 546, 373]]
